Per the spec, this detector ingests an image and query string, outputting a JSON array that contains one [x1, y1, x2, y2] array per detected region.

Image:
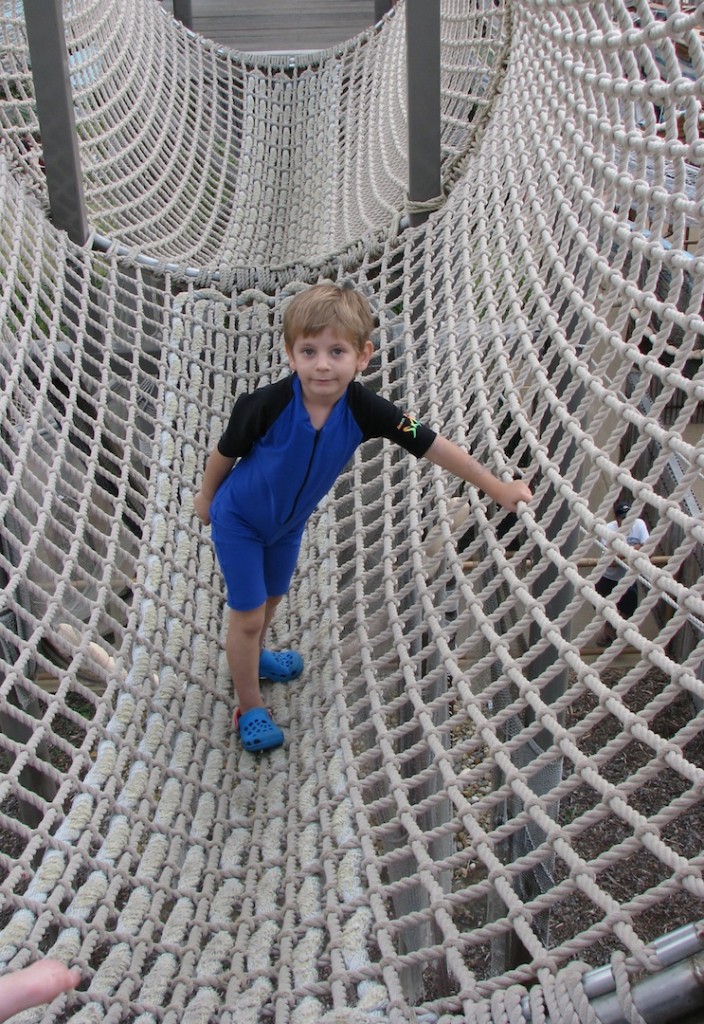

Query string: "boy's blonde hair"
[[283, 282, 374, 353]]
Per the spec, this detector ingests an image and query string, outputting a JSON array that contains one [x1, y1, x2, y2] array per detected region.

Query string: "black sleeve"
[[347, 381, 437, 457], [217, 377, 295, 458]]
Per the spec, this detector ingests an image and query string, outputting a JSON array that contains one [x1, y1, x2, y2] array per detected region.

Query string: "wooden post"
[[490, 393, 583, 974], [22, 0, 88, 244], [173, 0, 193, 29], [406, 0, 441, 227], [0, 540, 60, 825]]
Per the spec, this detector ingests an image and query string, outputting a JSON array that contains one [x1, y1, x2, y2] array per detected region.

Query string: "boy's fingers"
[[514, 483, 532, 504], [0, 960, 80, 1022]]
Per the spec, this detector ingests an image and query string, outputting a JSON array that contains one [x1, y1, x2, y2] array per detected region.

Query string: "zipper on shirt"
[[286, 430, 320, 523]]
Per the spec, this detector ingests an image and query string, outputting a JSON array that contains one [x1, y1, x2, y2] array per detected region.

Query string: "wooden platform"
[[168, 0, 378, 52]]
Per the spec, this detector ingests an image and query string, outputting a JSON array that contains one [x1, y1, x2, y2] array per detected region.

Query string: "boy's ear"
[[357, 339, 374, 370]]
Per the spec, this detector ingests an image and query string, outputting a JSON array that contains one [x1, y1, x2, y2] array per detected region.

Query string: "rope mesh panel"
[[0, 1, 510, 269], [1, 0, 703, 1021]]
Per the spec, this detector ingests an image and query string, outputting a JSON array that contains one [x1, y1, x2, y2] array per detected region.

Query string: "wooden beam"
[[22, 0, 88, 244]]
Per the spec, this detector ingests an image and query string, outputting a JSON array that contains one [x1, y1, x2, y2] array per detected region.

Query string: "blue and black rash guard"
[[212, 373, 436, 540]]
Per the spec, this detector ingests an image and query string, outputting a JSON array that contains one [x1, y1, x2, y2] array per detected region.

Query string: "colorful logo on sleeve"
[[398, 413, 421, 438]]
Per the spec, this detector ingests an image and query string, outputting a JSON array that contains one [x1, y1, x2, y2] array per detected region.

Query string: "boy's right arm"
[[194, 449, 236, 525]]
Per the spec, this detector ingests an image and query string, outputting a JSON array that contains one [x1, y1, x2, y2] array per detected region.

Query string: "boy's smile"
[[287, 327, 373, 408]]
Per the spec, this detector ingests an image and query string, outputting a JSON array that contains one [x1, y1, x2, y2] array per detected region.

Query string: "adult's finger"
[[0, 960, 80, 1023]]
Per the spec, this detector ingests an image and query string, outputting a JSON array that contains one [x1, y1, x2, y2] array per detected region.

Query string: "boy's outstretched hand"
[[0, 959, 80, 1022], [493, 478, 533, 513]]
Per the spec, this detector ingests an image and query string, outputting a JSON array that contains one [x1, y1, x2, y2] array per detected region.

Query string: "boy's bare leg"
[[259, 595, 283, 649], [226, 605, 266, 713]]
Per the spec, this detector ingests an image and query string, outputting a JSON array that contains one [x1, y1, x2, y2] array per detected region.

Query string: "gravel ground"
[[440, 664, 704, 998], [548, 666, 704, 966]]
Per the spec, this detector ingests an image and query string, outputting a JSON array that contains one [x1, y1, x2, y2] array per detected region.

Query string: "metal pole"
[[589, 951, 704, 1024], [517, 893, 704, 1021], [22, 0, 88, 245], [375, 0, 394, 21], [405, 0, 441, 227]]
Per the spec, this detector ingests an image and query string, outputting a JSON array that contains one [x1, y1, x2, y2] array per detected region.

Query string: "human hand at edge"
[[0, 960, 81, 1022]]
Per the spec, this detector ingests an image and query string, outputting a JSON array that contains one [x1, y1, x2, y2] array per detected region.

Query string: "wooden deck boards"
[[181, 0, 377, 52]]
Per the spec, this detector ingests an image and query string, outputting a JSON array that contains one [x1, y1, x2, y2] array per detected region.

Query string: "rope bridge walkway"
[[0, 0, 703, 1020]]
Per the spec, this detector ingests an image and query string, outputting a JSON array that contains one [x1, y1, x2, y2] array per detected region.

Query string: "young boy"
[[194, 282, 532, 752]]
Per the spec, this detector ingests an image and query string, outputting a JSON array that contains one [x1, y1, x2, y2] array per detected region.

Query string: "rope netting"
[[0, 0, 507, 268], [0, 0, 703, 1021]]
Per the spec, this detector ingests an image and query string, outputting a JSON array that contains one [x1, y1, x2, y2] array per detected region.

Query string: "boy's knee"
[[229, 605, 266, 639]]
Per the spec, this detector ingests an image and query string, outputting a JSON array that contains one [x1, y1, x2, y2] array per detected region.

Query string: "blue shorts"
[[210, 512, 303, 612]]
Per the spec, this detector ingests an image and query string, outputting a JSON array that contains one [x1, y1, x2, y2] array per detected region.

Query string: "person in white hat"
[[594, 499, 650, 647]]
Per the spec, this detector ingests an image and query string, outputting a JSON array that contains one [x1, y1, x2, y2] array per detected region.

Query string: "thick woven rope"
[[0, 0, 703, 1021]]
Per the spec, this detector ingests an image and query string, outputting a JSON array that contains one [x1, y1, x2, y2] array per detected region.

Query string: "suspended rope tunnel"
[[0, 0, 703, 1021]]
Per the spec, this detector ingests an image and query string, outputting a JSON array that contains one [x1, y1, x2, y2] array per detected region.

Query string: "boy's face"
[[287, 327, 373, 406]]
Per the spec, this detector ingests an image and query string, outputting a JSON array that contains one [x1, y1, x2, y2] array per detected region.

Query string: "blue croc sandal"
[[234, 707, 284, 752], [259, 649, 304, 683]]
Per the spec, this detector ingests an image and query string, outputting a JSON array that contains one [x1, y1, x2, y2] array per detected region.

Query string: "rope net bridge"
[[0, 0, 703, 1020]]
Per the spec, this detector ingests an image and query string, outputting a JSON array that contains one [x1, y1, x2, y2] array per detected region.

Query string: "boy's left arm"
[[424, 435, 532, 512]]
